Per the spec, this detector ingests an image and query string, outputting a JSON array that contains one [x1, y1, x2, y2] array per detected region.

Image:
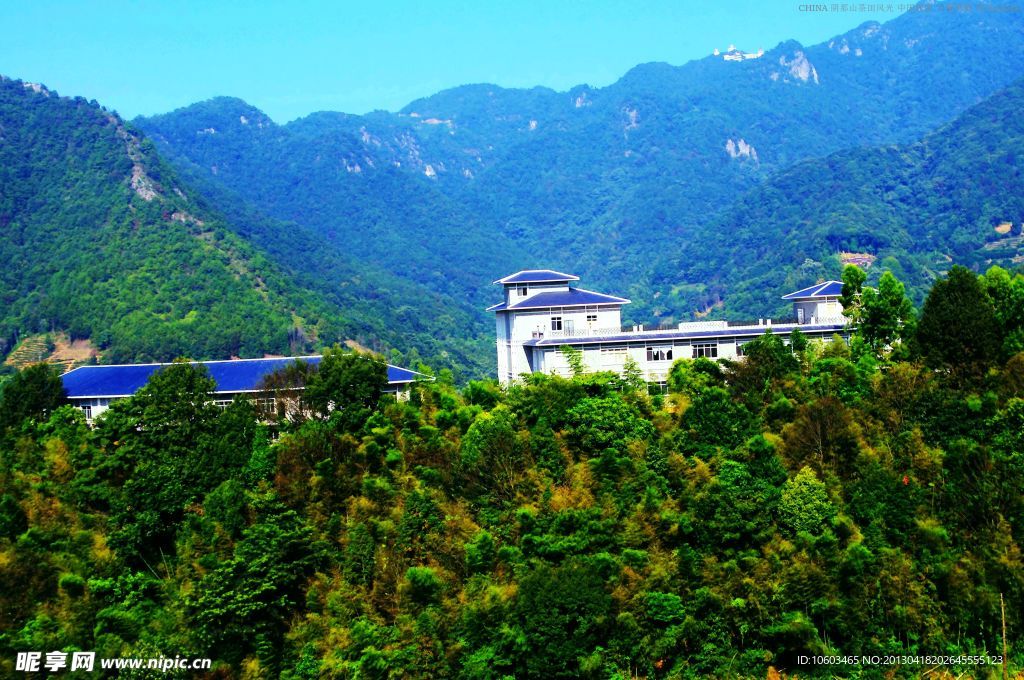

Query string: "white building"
[[489, 270, 848, 385]]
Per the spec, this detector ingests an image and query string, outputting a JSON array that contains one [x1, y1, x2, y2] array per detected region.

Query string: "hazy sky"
[[0, 1, 898, 122]]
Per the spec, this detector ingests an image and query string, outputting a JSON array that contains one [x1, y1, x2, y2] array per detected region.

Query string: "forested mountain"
[[5, 1, 1024, 378], [653, 75, 1024, 321], [0, 77, 492, 376], [138, 1, 1024, 323], [137, 97, 528, 311]]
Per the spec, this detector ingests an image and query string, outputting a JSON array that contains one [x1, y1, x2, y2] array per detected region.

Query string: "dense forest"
[[653, 74, 1024, 322], [0, 76, 492, 378], [1, 264, 1022, 678]]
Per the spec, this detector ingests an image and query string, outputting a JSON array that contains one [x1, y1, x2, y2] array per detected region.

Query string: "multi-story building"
[[489, 270, 848, 385]]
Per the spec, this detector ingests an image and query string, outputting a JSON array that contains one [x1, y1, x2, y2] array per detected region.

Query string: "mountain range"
[[4, 0, 1024, 376]]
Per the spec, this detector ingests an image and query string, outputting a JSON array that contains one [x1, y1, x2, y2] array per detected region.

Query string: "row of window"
[[645, 343, 720, 360], [78, 396, 279, 418], [550, 314, 600, 331], [559, 337, 803, 363], [214, 397, 276, 410], [584, 342, 724, 362]]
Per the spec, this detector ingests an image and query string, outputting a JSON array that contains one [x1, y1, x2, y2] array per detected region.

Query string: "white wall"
[[502, 282, 570, 306]]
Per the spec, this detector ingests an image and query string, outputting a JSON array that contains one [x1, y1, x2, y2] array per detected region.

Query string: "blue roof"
[[487, 287, 630, 312], [62, 356, 430, 398], [386, 365, 423, 383], [494, 269, 579, 285], [524, 321, 846, 347], [781, 280, 844, 300]]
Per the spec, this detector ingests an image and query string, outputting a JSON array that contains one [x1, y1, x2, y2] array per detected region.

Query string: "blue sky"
[[0, 1, 897, 122]]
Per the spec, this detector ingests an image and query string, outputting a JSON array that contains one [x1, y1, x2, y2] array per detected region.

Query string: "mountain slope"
[[651, 75, 1024, 319], [137, 2, 1024, 328], [138, 97, 528, 310], [0, 77, 491, 375]]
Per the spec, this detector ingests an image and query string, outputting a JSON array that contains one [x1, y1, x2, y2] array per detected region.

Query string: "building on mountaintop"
[[490, 270, 848, 386]]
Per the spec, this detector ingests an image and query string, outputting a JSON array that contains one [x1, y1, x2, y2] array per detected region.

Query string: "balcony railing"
[[533, 316, 846, 341], [543, 326, 623, 339]]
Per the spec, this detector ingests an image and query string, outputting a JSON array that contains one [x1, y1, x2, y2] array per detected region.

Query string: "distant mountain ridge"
[[138, 0, 1024, 329]]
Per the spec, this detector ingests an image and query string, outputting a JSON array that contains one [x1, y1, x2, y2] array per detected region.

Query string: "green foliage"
[[343, 522, 376, 587], [0, 493, 27, 540], [187, 501, 322, 664], [779, 467, 836, 537], [3, 226, 1024, 679], [0, 363, 66, 433], [304, 347, 388, 423], [460, 406, 527, 500], [514, 560, 612, 678], [840, 265, 867, 324], [205, 479, 247, 539], [58, 573, 86, 598], [559, 345, 585, 378], [465, 530, 496, 574], [917, 266, 1000, 380], [860, 270, 916, 356], [981, 265, 1024, 358], [667, 357, 724, 397], [679, 387, 755, 452], [403, 566, 443, 606], [621, 356, 646, 394]]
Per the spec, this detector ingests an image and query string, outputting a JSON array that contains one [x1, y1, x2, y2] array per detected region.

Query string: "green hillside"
[[0, 77, 492, 377], [653, 75, 1024, 320], [138, 97, 528, 311]]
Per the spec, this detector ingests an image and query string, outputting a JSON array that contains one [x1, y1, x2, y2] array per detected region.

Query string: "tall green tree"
[[840, 265, 867, 325], [304, 347, 388, 421], [0, 362, 66, 433], [980, 266, 1024, 358], [98, 361, 248, 560], [860, 271, 916, 357], [916, 266, 1000, 380]]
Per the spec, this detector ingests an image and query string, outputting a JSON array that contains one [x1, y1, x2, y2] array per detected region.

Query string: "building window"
[[551, 316, 563, 331], [692, 342, 718, 358], [518, 286, 528, 297], [586, 314, 598, 323], [600, 346, 627, 365], [736, 340, 750, 357], [80, 404, 92, 420], [646, 346, 672, 362]]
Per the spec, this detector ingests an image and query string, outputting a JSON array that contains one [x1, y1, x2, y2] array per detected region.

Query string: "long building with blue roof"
[[491, 269, 849, 385], [62, 356, 431, 421]]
